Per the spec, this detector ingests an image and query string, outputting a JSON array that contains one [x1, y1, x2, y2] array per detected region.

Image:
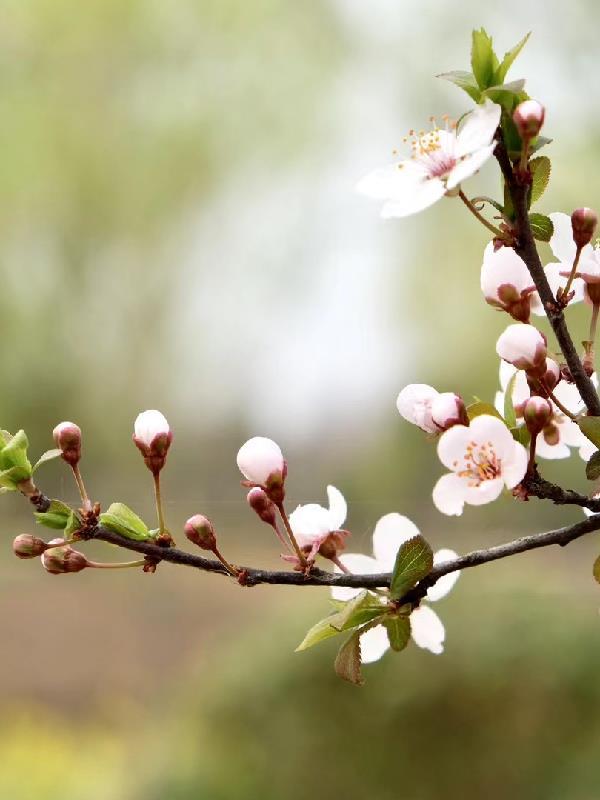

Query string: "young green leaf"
[[296, 595, 386, 652], [0, 430, 32, 480], [495, 32, 531, 84], [471, 28, 499, 90], [334, 631, 364, 686], [384, 615, 411, 652], [503, 373, 518, 429], [586, 450, 600, 481], [33, 448, 62, 472], [483, 79, 526, 109], [529, 156, 551, 205], [466, 401, 504, 422], [437, 71, 481, 102], [389, 535, 434, 601], [511, 425, 530, 447], [579, 417, 600, 449], [64, 510, 83, 538], [99, 502, 152, 541], [34, 499, 72, 529], [529, 213, 554, 242]]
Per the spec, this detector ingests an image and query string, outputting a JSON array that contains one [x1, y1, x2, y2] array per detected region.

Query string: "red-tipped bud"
[[430, 392, 468, 431], [236, 437, 286, 503], [571, 207, 598, 250], [53, 421, 82, 467], [184, 514, 217, 551], [523, 396, 553, 438], [13, 534, 48, 559], [513, 100, 545, 141], [318, 530, 348, 560], [133, 410, 172, 475], [247, 487, 277, 527], [41, 539, 88, 574]]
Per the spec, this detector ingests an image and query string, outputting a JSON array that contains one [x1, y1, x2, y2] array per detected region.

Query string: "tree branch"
[[522, 471, 600, 510], [494, 138, 600, 416]]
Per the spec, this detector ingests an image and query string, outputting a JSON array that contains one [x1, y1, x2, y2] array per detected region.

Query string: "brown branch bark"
[[494, 138, 600, 416]]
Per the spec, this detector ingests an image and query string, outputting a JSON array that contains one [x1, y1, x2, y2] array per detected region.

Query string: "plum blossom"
[[133, 410, 172, 474], [495, 361, 596, 461], [496, 323, 547, 373], [432, 415, 528, 516], [289, 485, 347, 560], [480, 243, 549, 322], [547, 212, 598, 302], [357, 101, 501, 218], [397, 384, 467, 434], [331, 513, 460, 662], [237, 437, 285, 486]]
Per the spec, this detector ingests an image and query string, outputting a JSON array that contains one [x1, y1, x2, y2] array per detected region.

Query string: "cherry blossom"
[[496, 323, 547, 373], [480, 243, 546, 321], [288, 485, 347, 560], [331, 513, 459, 662], [397, 384, 467, 433], [432, 415, 528, 516], [236, 436, 285, 486], [547, 212, 598, 302], [133, 410, 170, 448], [357, 101, 501, 218]]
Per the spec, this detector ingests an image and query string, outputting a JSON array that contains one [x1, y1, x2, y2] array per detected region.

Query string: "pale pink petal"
[[469, 415, 516, 462], [432, 473, 466, 516], [549, 213, 579, 264], [326, 485, 347, 530], [360, 624, 390, 664], [535, 433, 571, 460], [396, 383, 439, 433], [437, 423, 473, 471], [579, 439, 597, 462], [446, 144, 495, 190], [481, 243, 533, 302], [356, 159, 428, 200], [501, 442, 528, 488], [544, 263, 584, 305], [372, 513, 421, 569], [454, 101, 501, 157], [237, 437, 284, 484], [427, 549, 460, 602], [381, 177, 446, 218], [289, 503, 333, 548], [331, 553, 380, 601], [410, 606, 445, 654], [463, 477, 504, 506]]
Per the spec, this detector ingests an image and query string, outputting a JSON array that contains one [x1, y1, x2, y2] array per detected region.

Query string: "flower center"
[[455, 440, 501, 486], [399, 116, 458, 179]]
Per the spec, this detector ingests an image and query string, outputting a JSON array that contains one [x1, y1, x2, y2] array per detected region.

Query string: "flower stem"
[[331, 555, 350, 573], [458, 190, 506, 239], [153, 472, 166, 535], [87, 559, 146, 569], [527, 433, 537, 476], [276, 502, 307, 567], [71, 464, 91, 511], [212, 546, 239, 577], [560, 245, 582, 302], [539, 381, 578, 422]]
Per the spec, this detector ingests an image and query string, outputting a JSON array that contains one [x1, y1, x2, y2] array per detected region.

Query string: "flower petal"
[[372, 513, 421, 569], [455, 101, 501, 158], [437, 423, 473, 471], [327, 485, 347, 530], [432, 473, 466, 516], [360, 624, 390, 664], [356, 159, 427, 200], [535, 433, 571, 460], [410, 605, 445, 654], [381, 178, 446, 218], [331, 553, 380, 601], [501, 442, 528, 489], [548, 212, 593, 264], [463, 477, 504, 506], [426, 549, 460, 602], [446, 144, 495, 190]]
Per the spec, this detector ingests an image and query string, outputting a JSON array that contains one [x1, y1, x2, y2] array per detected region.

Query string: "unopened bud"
[[184, 514, 217, 551], [318, 530, 348, 560], [53, 421, 82, 466], [496, 324, 547, 376], [41, 539, 88, 574], [236, 437, 286, 503], [528, 357, 561, 396], [523, 396, 553, 437], [430, 392, 468, 431], [513, 100, 545, 141], [571, 207, 598, 250], [13, 534, 47, 559], [133, 410, 172, 475], [247, 487, 277, 527]]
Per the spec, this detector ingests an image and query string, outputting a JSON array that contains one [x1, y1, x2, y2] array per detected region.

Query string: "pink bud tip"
[[523, 396, 553, 437], [53, 421, 82, 466], [247, 487, 277, 527], [513, 100, 545, 140], [41, 539, 88, 574], [184, 514, 217, 551], [133, 410, 172, 474], [571, 207, 598, 249]]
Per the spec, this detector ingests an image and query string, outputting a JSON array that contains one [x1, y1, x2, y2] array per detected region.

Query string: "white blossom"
[[133, 410, 171, 448], [496, 323, 547, 372], [289, 485, 347, 550], [357, 101, 501, 218], [236, 436, 285, 486], [397, 384, 465, 433]]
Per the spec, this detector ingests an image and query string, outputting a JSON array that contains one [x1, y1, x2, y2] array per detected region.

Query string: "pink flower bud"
[[236, 437, 286, 502], [496, 324, 547, 375], [184, 514, 217, 551], [247, 487, 278, 527], [317, 530, 348, 560], [430, 393, 468, 431], [396, 384, 440, 433], [513, 100, 545, 141], [53, 421, 82, 466], [523, 396, 553, 437], [133, 410, 172, 475], [41, 539, 88, 574], [13, 534, 47, 559], [542, 358, 561, 392], [571, 207, 598, 249]]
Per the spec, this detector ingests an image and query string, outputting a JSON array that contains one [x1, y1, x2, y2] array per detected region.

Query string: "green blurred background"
[[2, 1, 600, 797]]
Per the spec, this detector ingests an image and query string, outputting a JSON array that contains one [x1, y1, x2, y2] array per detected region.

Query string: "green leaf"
[[0, 430, 12, 445], [296, 615, 344, 651], [0, 465, 31, 491], [511, 425, 530, 447], [35, 500, 79, 530], [296, 593, 386, 651], [64, 510, 83, 538], [0, 430, 32, 478], [384, 615, 411, 652], [437, 70, 481, 102], [586, 451, 600, 480], [33, 448, 62, 472], [467, 401, 504, 422], [495, 32, 531, 84], [529, 136, 552, 155], [579, 417, 600, 449], [483, 79, 526, 109], [529, 213, 554, 242], [504, 373, 518, 429], [389, 535, 433, 601], [471, 28, 499, 90], [99, 502, 152, 541], [529, 156, 551, 205], [334, 631, 363, 686], [593, 555, 600, 584]]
